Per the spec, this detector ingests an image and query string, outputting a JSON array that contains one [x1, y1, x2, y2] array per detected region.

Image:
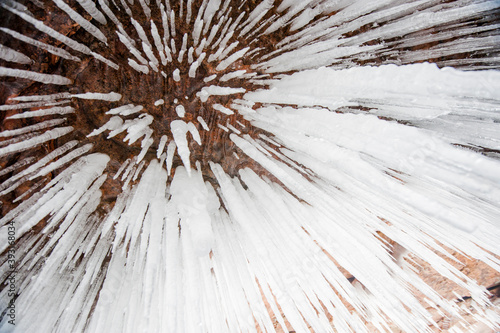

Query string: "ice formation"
[[0, 1, 500, 332]]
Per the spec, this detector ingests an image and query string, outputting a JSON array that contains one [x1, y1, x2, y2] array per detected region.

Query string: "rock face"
[[1, 1, 500, 332]]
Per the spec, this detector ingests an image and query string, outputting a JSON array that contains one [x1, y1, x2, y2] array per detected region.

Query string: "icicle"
[[0, 127, 73, 157], [203, 74, 217, 82], [97, 0, 120, 26], [196, 85, 245, 102], [142, 42, 160, 69], [9, 92, 71, 102], [165, 141, 176, 176], [212, 103, 234, 115], [128, 58, 150, 74], [1, 100, 60, 111], [217, 123, 229, 132], [220, 70, 246, 82], [215, 41, 239, 62], [90, 51, 119, 70], [186, 0, 193, 23], [211, 21, 233, 50], [0, 67, 72, 85], [121, 157, 136, 181], [132, 160, 146, 181], [170, 166, 215, 257], [192, 18, 204, 47], [170, 10, 176, 37], [107, 104, 144, 116], [195, 52, 206, 66], [164, 43, 173, 62], [188, 61, 200, 78], [0, 119, 66, 138], [0, 27, 80, 62], [117, 30, 149, 64], [226, 123, 241, 134], [175, 105, 186, 117], [178, 33, 188, 63], [137, 138, 153, 163], [0, 44, 33, 64], [75, 0, 107, 24], [0, 140, 79, 195], [53, 0, 107, 44], [114, 159, 131, 180], [150, 20, 167, 65], [160, 3, 170, 42], [157, 135, 168, 158], [195, 38, 207, 56], [173, 68, 181, 81], [0, 2, 93, 55], [7, 106, 75, 119], [87, 116, 123, 137], [131, 18, 152, 48], [71, 92, 122, 101], [202, 0, 222, 35], [0, 156, 35, 177], [205, 22, 221, 49], [170, 120, 191, 175], [122, 115, 154, 144], [216, 47, 249, 71], [187, 47, 195, 64], [187, 122, 201, 145], [122, 164, 136, 189], [31, 144, 93, 179], [170, 38, 177, 54], [197, 116, 209, 131], [138, 0, 151, 19], [228, 11, 246, 35], [240, 0, 274, 36]]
